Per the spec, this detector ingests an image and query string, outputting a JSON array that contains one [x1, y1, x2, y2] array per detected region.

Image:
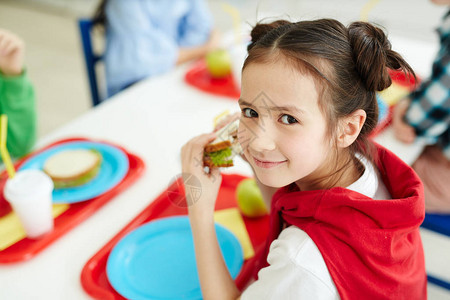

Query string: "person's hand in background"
[[205, 29, 221, 52], [0, 29, 25, 76], [176, 29, 221, 65], [392, 98, 417, 144]]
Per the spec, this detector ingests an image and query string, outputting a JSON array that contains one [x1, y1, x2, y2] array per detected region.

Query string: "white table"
[[0, 35, 437, 300], [0, 64, 254, 300]]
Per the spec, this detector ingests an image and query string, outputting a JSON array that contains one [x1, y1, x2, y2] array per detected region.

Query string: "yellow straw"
[[0, 115, 16, 179], [213, 110, 230, 128], [221, 2, 242, 45], [360, 0, 381, 22]]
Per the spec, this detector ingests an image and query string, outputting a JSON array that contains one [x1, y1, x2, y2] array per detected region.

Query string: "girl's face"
[[238, 61, 334, 190]]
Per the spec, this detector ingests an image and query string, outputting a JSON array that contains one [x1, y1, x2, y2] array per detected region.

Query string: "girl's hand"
[[0, 29, 25, 76], [181, 132, 222, 216]]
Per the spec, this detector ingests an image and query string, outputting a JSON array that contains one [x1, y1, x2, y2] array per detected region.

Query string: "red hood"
[[255, 143, 426, 299]]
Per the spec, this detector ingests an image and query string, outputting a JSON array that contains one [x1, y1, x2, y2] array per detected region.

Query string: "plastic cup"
[[4, 169, 54, 239]]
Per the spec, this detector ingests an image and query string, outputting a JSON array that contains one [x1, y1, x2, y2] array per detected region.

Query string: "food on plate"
[[43, 149, 102, 189], [205, 49, 232, 78], [203, 119, 241, 168], [236, 178, 268, 218]]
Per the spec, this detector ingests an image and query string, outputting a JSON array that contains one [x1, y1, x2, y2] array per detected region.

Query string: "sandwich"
[[43, 149, 102, 189], [203, 119, 242, 168]]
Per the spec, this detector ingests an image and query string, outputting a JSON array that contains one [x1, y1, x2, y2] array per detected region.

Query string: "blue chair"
[[421, 213, 450, 290], [78, 18, 103, 107]]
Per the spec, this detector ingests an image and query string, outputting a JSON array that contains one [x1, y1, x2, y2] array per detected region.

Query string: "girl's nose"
[[247, 131, 277, 153]]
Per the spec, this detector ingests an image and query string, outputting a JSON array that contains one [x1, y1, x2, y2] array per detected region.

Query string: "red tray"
[[81, 173, 270, 299], [0, 137, 145, 263], [388, 69, 419, 88], [185, 59, 241, 99]]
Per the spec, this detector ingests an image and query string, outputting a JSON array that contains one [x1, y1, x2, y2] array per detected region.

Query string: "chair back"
[[78, 18, 103, 106], [421, 213, 450, 290]]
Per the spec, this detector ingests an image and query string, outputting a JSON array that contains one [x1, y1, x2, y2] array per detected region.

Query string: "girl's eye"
[[279, 114, 298, 125], [242, 108, 258, 118]]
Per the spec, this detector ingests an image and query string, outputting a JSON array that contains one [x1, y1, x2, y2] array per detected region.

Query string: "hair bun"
[[348, 22, 413, 92], [248, 20, 292, 51]]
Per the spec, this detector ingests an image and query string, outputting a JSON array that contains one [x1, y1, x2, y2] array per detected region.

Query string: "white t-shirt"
[[241, 155, 391, 300]]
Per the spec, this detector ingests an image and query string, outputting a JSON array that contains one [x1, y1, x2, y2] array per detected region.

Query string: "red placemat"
[[81, 173, 270, 299], [0, 137, 145, 263], [185, 59, 240, 99]]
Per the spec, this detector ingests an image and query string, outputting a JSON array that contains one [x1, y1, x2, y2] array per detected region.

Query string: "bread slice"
[[43, 149, 102, 188], [204, 140, 232, 153]]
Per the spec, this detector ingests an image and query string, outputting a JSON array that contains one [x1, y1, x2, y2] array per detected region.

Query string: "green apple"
[[236, 178, 268, 218], [205, 49, 232, 78]]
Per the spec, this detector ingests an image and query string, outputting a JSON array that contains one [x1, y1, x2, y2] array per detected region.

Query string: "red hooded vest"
[[255, 144, 427, 299]]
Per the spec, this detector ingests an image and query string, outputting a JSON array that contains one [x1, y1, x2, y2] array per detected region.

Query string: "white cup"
[[4, 169, 54, 239]]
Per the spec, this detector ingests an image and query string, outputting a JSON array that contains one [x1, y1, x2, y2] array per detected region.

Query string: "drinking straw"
[[360, 0, 381, 22], [213, 110, 230, 128], [221, 2, 242, 45], [0, 115, 16, 179]]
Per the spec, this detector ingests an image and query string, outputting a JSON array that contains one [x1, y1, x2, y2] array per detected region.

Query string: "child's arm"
[[176, 30, 220, 65], [392, 98, 416, 144], [0, 29, 24, 76], [0, 72, 36, 157], [0, 29, 36, 158], [176, 0, 219, 64], [181, 132, 241, 300]]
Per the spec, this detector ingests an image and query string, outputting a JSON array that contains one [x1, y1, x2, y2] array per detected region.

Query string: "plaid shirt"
[[405, 11, 450, 159]]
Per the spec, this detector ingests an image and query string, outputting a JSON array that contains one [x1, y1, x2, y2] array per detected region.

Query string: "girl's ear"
[[337, 109, 366, 148]]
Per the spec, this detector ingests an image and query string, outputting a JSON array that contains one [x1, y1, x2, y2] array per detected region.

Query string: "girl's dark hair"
[[244, 19, 415, 164], [92, 0, 107, 28]]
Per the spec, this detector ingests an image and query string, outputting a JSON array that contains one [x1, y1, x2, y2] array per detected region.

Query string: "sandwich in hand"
[[203, 118, 242, 168], [43, 149, 102, 189]]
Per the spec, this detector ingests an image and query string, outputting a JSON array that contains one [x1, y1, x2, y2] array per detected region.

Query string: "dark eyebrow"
[[238, 98, 304, 114], [238, 99, 254, 107], [268, 105, 305, 114]]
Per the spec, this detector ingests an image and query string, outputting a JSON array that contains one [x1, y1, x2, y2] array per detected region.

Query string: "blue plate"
[[106, 216, 244, 300], [19, 141, 129, 204]]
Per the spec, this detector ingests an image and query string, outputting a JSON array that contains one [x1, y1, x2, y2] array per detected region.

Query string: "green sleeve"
[[0, 71, 37, 158]]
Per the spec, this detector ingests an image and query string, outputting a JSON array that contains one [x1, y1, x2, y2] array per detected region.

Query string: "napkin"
[[0, 204, 69, 251], [214, 208, 255, 260]]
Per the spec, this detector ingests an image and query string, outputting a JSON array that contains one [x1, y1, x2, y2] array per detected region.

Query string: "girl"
[[181, 19, 427, 299]]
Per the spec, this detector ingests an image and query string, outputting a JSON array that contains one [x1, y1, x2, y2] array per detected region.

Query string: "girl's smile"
[[252, 156, 288, 169]]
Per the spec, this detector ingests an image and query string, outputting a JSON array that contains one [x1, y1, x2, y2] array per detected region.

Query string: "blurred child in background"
[[393, 1, 450, 213], [93, 0, 219, 97], [0, 28, 36, 158]]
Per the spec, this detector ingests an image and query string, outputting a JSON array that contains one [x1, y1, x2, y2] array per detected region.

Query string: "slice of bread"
[[43, 149, 102, 188], [204, 140, 232, 153]]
